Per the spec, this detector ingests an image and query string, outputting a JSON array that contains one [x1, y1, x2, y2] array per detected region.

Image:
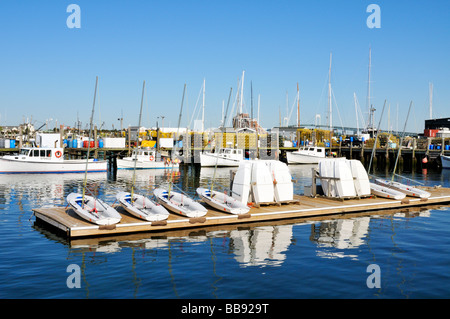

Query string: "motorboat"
[[116, 191, 169, 221], [0, 147, 107, 174], [199, 148, 244, 167], [153, 188, 207, 218], [66, 192, 122, 225], [117, 148, 179, 170], [196, 187, 250, 215], [286, 146, 326, 164]]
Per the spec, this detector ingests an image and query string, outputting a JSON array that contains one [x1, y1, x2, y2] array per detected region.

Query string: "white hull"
[[196, 187, 250, 215], [370, 183, 406, 200], [66, 193, 122, 225], [266, 160, 293, 202], [0, 158, 107, 174], [441, 155, 450, 169], [153, 188, 207, 218], [318, 159, 356, 198], [375, 179, 431, 198], [117, 158, 178, 170], [200, 153, 242, 167], [346, 160, 371, 196], [232, 161, 252, 204], [286, 152, 322, 164], [251, 161, 275, 203], [116, 191, 169, 221]]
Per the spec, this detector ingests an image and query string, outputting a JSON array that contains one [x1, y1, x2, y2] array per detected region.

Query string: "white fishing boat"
[[318, 159, 356, 198], [369, 182, 406, 200], [200, 148, 244, 167], [346, 159, 371, 197], [153, 188, 207, 218], [66, 192, 122, 225], [116, 191, 169, 221], [374, 179, 431, 198], [196, 187, 250, 215], [441, 155, 450, 169], [117, 148, 179, 169], [286, 146, 326, 164], [0, 147, 107, 174], [266, 160, 293, 202]]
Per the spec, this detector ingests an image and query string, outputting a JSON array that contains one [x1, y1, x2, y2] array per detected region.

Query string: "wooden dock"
[[33, 186, 450, 238]]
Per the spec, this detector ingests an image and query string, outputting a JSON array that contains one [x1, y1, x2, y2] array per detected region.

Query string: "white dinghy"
[[153, 188, 207, 218], [116, 191, 169, 221], [266, 160, 294, 203], [67, 192, 122, 225], [346, 160, 371, 197], [231, 161, 253, 204], [251, 160, 275, 204], [196, 187, 250, 215], [375, 179, 431, 198], [369, 182, 406, 200], [319, 159, 356, 198]]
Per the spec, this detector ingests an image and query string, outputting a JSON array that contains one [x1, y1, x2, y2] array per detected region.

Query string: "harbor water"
[[1, 164, 450, 299]]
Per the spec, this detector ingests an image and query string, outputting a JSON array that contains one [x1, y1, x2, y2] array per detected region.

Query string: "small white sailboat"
[[153, 188, 207, 218], [67, 192, 122, 225], [266, 160, 294, 202], [369, 182, 406, 200], [116, 191, 169, 221], [251, 160, 275, 204], [196, 187, 250, 215], [374, 179, 431, 198]]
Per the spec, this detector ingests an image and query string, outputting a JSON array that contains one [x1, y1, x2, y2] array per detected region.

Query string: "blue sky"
[[0, 1, 448, 133]]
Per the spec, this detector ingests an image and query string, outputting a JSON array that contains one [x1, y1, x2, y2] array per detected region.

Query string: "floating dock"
[[33, 186, 450, 238]]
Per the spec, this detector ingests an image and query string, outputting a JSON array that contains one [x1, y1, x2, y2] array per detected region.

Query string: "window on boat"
[[46, 150, 51, 157], [317, 148, 322, 152], [33, 150, 40, 157], [309, 148, 314, 151], [40, 150, 46, 157], [232, 150, 236, 154], [20, 149, 29, 156]]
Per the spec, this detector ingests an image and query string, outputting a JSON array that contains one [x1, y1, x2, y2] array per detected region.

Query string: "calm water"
[[1, 164, 450, 299]]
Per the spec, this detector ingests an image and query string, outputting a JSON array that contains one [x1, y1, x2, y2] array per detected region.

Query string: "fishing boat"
[[441, 155, 450, 169], [286, 146, 326, 164], [116, 191, 169, 221], [66, 192, 122, 225], [117, 148, 179, 170], [369, 182, 406, 200], [0, 147, 107, 174], [153, 188, 207, 218], [196, 187, 250, 215], [374, 179, 431, 198], [200, 148, 244, 167]]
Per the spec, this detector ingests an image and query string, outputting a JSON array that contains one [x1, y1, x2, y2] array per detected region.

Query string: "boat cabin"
[[8, 147, 64, 161]]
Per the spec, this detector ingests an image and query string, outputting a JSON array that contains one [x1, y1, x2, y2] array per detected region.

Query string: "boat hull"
[[370, 183, 406, 200], [286, 152, 323, 164], [116, 191, 169, 221], [375, 179, 431, 198], [0, 158, 107, 174], [117, 158, 178, 170], [153, 188, 207, 218], [196, 187, 250, 214], [199, 152, 242, 167], [441, 155, 450, 169], [66, 193, 122, 225]]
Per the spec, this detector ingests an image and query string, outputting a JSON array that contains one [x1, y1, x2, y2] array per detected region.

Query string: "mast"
[[297, 83, 300, 127], [131, 80, 145, 200], [327, 52, 332, 131], [240, 70, 245, 114], [202, 78, 205, 132], [429, 82, 433, 119], [354, 92, 359, 136]]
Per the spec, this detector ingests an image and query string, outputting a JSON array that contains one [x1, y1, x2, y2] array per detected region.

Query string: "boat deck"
[[33, 186, 450, 238]]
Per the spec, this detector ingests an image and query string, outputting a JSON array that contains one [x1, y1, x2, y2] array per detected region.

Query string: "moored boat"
[[0, 147, 107, 174], [441, 155, 450, 169], [200, 148, 244, 167], [116, 191, 169, 221], [286, 146, 326, 164], [196, 187, 250, 215], [153, 188, 207, 218], [117, 148, 179, 170], [369, 182, 406, 200], [374, 178, 431, 198], [66, 192, 122, 225]]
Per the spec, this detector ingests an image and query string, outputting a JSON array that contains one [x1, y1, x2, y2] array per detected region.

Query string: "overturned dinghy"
[[346, 159, 371, 197], [66, 192, 122, 225], [196, 187, 250, 215], [319, 159, 356, 198], [251, 161, 275, 204], [266, 160, 294, 203], [370, 183, 406, 200], [116, 191, 169, 221], [153, 188, 207, 218], [375, 179, 431, 198]]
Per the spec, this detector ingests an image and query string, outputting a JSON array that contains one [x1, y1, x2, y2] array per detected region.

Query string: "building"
[[424, 117, 450, 137]]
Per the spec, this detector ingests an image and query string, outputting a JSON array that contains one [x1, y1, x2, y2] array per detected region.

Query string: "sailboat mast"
[[82, 76, 98, 205], [131, 80, 146, 200], [367, 47, 372, 130], [297, 83, 300, 127], [328, 52, 332, 131], [202, 78, 205, 132], [429, 82, 433, 119]]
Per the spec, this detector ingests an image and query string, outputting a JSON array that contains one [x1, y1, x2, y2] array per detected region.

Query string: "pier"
[[33, 185, 450, 238]]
